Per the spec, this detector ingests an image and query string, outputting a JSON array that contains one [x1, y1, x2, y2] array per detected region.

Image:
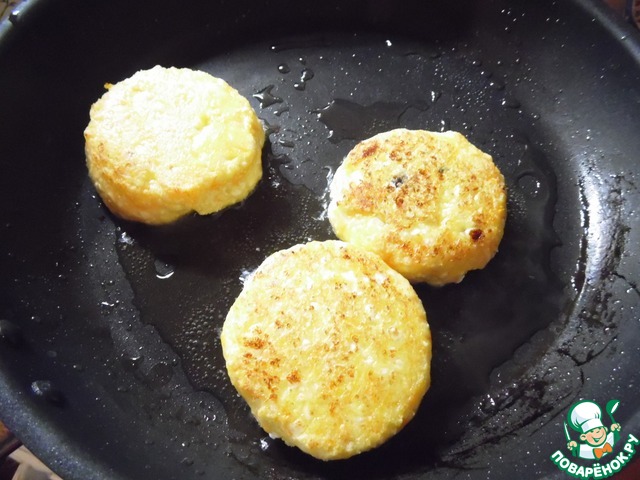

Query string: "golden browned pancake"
[[84, 66, 265, 225], [221, 240, 431, 460], [328, 129, 507, 286]]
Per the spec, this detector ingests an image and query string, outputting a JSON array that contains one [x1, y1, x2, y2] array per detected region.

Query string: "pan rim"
[[1, 0, 640, 479]]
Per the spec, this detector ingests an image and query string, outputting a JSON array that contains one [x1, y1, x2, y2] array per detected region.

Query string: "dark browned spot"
[[392, 174, 407, 187], [244, 337, 266, 349], [287, 370, 301, 383], [361, 141, 379, 157], [470, 229, 484, 241], [262, 370, 278, 391]]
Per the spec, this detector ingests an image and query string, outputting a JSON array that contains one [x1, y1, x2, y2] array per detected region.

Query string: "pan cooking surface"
[[112, 32, 569, 473], [1, 1, 639, 479]]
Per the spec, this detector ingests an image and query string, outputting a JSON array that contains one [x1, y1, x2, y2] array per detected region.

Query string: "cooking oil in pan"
[[110, 33, 578, 474], [252, 85, 282, 108], [315, 98, 426, 143]]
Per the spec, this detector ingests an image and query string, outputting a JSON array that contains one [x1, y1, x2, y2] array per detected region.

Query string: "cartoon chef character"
[[566, 400, 621, 460]]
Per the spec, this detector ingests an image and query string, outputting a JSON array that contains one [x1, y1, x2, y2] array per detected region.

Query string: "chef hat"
[[568, 400, 604, 434]]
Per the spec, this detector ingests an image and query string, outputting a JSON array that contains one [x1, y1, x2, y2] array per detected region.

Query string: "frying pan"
[[1, 0, 639, 478]]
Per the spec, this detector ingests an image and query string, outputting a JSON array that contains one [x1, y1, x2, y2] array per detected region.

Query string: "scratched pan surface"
[[0, 0, 639, 479]]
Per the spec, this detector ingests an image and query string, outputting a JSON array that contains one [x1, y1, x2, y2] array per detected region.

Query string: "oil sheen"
[[114, 32, 573, 474]]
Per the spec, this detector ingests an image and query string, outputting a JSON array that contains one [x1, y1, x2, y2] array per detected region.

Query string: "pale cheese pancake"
[[84, 66, 265, 225], [221, 240, 431, 460]]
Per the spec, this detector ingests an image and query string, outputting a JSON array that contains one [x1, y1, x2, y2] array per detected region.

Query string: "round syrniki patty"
[[328, 129, 507, 286], [84, 65, 265, 225], [221, 240, 431, 461]]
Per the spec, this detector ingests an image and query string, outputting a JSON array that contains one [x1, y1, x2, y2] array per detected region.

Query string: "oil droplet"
[[293, 68, 315, 91], [316, 98, 418, 143], [489, 79, 506, 91], [262, 119, 280, 136], [252, 85, 283, 109], [277, 139, 295, 148], [100, 301, 117, 315], [277, 63, 290, 74], [300, 68, 314, 82], [154, 258, 175, 280], [501, 96, 521, 109], [30, 380, 65, 406], [118, 231, 135, 245], [480, 394, 498, 415], [121, 353, 144, 372]]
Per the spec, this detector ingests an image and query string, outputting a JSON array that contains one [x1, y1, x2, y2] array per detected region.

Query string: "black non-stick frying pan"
[[1, 0, 640, 479]]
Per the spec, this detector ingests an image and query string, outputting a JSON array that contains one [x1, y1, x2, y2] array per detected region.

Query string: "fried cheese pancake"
[[328, 129, 507, 286], [221, 240, 431, 460], [84, 66, 265, 225]]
